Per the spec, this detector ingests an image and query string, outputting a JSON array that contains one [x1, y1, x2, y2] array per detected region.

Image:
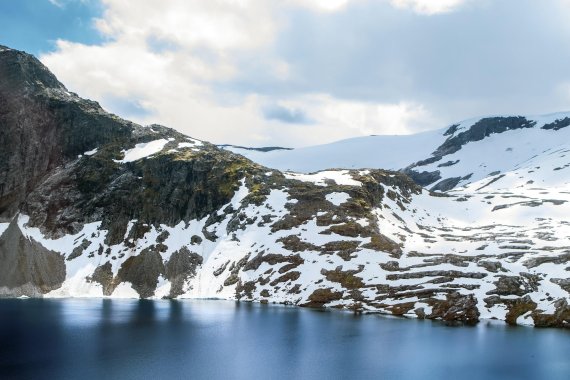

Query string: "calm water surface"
[[0, 299, 569, 380]]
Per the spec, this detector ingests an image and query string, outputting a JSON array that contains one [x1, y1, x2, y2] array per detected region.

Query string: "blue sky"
[[2, 0, 570, 147], [0, 0, 102, 55]]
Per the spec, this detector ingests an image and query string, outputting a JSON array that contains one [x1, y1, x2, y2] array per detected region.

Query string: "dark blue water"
[[0, 299, 568, 380]]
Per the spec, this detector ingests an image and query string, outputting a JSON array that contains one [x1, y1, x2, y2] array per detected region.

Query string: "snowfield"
[[3, 111, 570, 327]]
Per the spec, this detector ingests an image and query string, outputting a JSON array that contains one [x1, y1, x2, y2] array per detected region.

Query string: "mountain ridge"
[[1, 45, 569, 328], [226, 111, 570, 191]]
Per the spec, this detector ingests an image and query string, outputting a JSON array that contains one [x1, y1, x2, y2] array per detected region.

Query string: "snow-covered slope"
[[2, 45, 570, 328], [4, 164, 570, 327], [224, 128, 446, 173], [225, 112, 570, 192]]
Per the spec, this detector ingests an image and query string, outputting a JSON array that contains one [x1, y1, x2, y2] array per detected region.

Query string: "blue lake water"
[[0, 299, 569, 380]]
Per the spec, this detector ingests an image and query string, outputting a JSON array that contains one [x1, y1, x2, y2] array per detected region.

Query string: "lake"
[[0, 299, 569, 379]]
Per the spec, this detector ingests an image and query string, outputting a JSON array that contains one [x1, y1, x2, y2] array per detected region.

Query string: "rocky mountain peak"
[[1, 45, 569, 328], [0, 45, 66, 95]]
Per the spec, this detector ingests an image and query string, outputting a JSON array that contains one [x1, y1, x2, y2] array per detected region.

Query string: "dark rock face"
[[2, 45, 567, 328], [404, 117, 537, 189], [89, 262, 115, 296], [0, 219, 65, 296], [433, 117, 536, 157], [402, 169, 441, 187], [117, 249, 165, 298], [0, 44, 275, 301], [0, 47, 132, 221], [532, 299, 570, 328], [443, 124, 460, 136], [430, 292, 480, 326], [0, 47, 267, 242], [542, 117, 570, 131], [430, 177, 462, 192], [302, 288, 343, 308], [165, 247, 203, 298]]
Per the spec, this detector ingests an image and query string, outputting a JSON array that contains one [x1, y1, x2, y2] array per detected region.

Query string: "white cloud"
[[390, 0, 469, 15], [94, 0, 275, 51], [287, 0, 352, 12], [40, 0, 446, 147], [254, 94, 438, 146], [41, 0, 280, 144], [48, 0, 64, 7]]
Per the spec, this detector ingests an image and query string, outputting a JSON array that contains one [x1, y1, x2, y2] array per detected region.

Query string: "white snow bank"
[[115, 139, 169, 163], [227, 128, 446, 173], [325, 192, 351, 206], [0, 222, 9, 237], [285, 170, 361, 187], [186, 138, 204, 146], [84, 148, 98, 156]]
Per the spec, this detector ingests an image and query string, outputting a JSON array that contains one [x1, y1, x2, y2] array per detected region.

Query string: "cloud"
[[286, 0, 352, 13], [296, 95, 437, 136], [47, 0, 94, 8], [48, 0, 64, 7], [262, 104, 312, 124], [389, 0, 470, 15], [252, 94, 438, 146], [40, 0, 570, 148]]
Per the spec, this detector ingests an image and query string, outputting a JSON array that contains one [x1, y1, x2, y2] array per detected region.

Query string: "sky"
[[2, 0, 570, 147]]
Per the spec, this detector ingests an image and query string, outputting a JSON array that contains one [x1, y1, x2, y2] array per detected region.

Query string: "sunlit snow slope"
[[2, 45, 570, 328], [225, 113, 570, 191]]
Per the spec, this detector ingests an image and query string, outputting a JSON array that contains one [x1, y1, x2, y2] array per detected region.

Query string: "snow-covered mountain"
[[224, 113, 570, 190], [1, 45, 569, 328]]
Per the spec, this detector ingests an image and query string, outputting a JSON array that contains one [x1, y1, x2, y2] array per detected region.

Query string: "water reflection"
[[0, 299, 569, 380]]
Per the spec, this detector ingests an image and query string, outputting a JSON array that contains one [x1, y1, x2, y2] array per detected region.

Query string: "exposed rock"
[[433, 117, 536, 158], [302, 288, 344, 308], [2, 45, 570, 328], [165, 247, 203, 298], [88, 262, 115, 296], [117, 249, 165, 298], [430, 177, 462, 192], [0, 220, 65, 296], [402, 169, 441, 187], [321, 266, 365, 290], [67, 239, 91, 261], [532, 298, 570, 328], [542, 117, 570, 131], [487, 274, 539, 297], [429, 292, 480, 325]]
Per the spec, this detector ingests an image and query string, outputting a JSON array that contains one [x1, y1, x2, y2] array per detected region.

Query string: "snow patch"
[[114, 139, 169, 163], [0, 222, 9, 237], [112, 282, 140, 298], [284, 170, 361, 187], [325, 192, 351, 206], [84, 148, 98, 156], [186, 138, 204, 146]]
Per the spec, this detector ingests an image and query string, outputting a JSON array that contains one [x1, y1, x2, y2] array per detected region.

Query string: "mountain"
[[1, 45, 569, 328], [217, 144, 292, 153], [225, 114, 570, 190]]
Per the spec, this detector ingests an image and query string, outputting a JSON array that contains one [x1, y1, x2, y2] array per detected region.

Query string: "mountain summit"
[[1, 46, 569, 327]]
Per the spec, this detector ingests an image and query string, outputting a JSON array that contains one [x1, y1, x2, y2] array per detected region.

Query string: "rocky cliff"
[[1, 45, 569, 328]]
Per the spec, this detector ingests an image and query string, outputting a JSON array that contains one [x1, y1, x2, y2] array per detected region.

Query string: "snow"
[[226, 128, 446, 173], [325, 192, 351, 206], [84, 148, 98, 156], [112, 283, 140, 298], [114, 139, 169, 163], [229, 112, 570, 191], [0, 222, 9, 237], [284, 170, 362, 186], [186, 138, 204, 146], [178, 138, 203, 150], [12, 113, 570, 325]]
